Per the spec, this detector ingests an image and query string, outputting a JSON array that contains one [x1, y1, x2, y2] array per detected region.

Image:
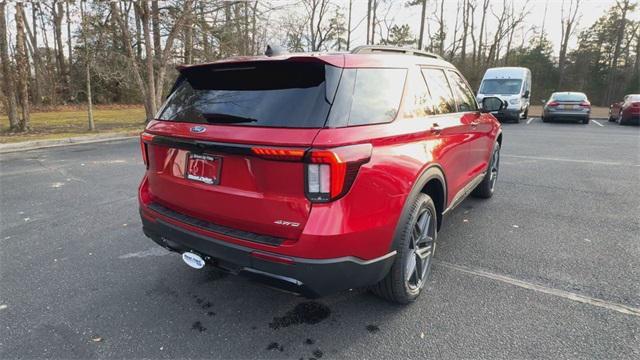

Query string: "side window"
[[327, 68, 407, 127], [348, 68, 407, 126], [407, 70, 435, 117], [421, 68, 456, 114], [447, 70, 478, 112]]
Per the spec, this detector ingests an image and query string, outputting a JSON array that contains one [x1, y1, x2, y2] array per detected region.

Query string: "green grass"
[[0, 106, 146, 143]]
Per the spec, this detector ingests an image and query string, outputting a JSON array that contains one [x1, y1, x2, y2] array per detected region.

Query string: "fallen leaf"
[[90, 336, 103, 342], [512, 225, 519, 228], [420, 332, 425, 339]]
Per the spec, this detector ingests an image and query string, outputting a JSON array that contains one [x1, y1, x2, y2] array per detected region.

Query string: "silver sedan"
[[542, 92, 591, 124]]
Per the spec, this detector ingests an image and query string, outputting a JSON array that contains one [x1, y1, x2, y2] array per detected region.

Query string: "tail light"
[[140, 132, 155, 168], [304, 144, 372, 202], [251, 147, 305, 161], [580, 101, 591, 108], [632, 102, 640, 108], [547, 101, 559, 107]]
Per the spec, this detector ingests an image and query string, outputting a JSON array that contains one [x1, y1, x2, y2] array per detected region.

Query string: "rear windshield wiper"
[[202, 113, 258, 123]]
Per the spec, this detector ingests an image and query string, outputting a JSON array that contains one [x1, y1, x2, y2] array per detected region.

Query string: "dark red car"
[[609, 94, 640, 125], [138, 46, 504, 304]]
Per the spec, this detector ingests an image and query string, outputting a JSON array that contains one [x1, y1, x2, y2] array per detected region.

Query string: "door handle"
[[471, 120, 480, 127], [430, 123, 442, 134]]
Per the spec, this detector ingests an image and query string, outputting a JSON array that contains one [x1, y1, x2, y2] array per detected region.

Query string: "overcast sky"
[[3, 1, 636, 57], [300, 0, 635, 54]]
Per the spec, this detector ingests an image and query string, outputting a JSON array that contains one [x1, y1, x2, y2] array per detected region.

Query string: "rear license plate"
[[558, 105, 565, 110], [185, 153, 221, 185], [572, 105, 581, 110]]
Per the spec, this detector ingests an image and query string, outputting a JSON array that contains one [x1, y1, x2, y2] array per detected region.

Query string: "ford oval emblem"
[[191, 126, 206, 133]]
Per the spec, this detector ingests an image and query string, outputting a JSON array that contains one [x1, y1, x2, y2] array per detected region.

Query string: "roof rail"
[[350, 45, 442, 60]]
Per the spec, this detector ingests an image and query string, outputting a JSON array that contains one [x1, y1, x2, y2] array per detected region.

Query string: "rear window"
[[552, 93, 587, 102], [327, 68, 407, 126], [158, 62, 340, 128]]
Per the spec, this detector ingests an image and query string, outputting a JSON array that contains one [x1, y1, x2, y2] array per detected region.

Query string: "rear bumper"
[[544, 110, 590, 119], [140, 211, 395, 297], [621, 113, 640, 124]]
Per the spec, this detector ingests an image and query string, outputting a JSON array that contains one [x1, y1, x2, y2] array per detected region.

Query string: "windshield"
[[158, 62, 341, 128], [479, 79, 522, 95]]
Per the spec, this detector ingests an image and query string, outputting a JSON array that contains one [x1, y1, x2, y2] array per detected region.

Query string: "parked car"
[[609, 94, 640, 125], [138, 46, 504, 304], [476, 67, 532, 123], [542, 92, 591, 124]]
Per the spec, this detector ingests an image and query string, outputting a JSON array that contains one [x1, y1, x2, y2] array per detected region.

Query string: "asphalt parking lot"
[[1, 118, 639, 359]]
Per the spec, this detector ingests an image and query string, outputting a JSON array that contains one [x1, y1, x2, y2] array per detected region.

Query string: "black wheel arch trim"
[[389, 164, 447, 252]]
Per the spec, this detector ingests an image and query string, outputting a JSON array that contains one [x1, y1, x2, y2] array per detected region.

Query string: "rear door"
[[421, 67, 472, 205], [143, 60, 342, 241], [446, 70, 490, 179]]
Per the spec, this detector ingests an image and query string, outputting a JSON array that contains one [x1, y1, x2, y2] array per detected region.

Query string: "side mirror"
[[524, 90, 530, 98], [541, 99, 547, 104], [480, 97, 505, 113]]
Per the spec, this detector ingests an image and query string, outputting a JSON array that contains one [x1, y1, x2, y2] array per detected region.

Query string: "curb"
[[0, 133, 139, 154]]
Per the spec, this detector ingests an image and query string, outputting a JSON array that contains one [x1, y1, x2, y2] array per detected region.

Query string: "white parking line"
[[526, 117, 535, 125], [591, 120, 604, 127], [437, 261, 640, 317], [502, 154, 640, 167]]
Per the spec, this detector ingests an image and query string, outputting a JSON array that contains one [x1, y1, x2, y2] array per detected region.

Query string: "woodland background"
[[0, 0, 638, 134]]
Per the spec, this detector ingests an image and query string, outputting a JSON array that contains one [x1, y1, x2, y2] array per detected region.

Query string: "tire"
[[542, 115, 549, 123], [371, 193, 437, 304], [618, 112, 625, 125], [471, 142, 500, 198], [608, 116, 615, 122], [581, 117, 589, 124], [523, 107, 529, 120]]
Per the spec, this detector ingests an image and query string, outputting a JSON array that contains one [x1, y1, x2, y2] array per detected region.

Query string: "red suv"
[[138, 46, 504, 304]]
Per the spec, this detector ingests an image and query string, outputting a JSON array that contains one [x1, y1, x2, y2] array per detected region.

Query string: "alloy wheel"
[[489, 147, 500, 191], [405, 206, 436, 290]]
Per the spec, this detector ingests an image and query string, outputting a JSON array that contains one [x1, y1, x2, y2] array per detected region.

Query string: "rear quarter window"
[[327, 68, 407, 127], [421, 68, 456, 114], [447, 71, 478, 112]]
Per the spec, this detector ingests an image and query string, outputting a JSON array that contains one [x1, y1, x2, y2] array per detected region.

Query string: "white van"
[[476, 67, 532, 122]]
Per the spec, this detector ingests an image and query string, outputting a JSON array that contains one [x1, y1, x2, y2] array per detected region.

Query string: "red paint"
[[610, 95, 640, 122], [138, 53, 502, 261]]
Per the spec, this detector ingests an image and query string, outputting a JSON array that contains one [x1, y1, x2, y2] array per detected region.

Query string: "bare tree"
[[66, 1, 72, 71], [414, 0, 427, 50], [52, 1, 69, 97], [346, 0, 352, 50], [366, 0, 371, 45], [475, 0, 489, 68], [80, 0, 94, 131], [558, 0, 582, 87], [111, 0, 193, 121], [15, 2, 31, 131], [606, 0, 633, 103], [304, 0, 334, 51], [0, 2, 19, 130]]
